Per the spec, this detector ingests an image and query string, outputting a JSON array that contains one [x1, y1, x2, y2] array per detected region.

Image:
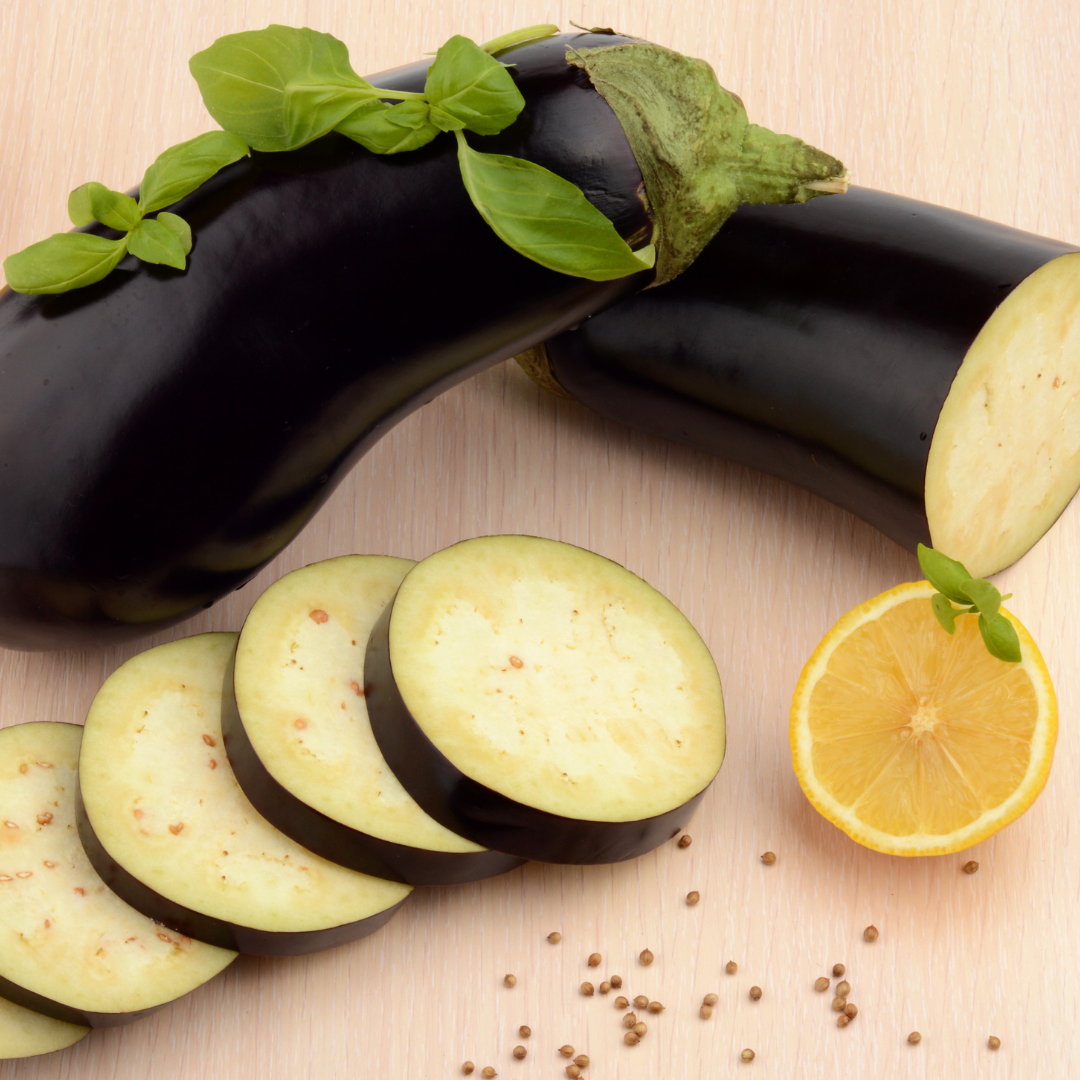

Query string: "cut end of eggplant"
[[0, 994, 87, 1060], [0, 722, 235, 1024], [927, 251, 1080, 577], [368, 535, 725, 862], [79, 634, 412, 952]]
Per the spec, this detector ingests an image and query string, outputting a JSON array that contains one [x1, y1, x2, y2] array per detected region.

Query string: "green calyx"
[[567, 41, 847, 286]]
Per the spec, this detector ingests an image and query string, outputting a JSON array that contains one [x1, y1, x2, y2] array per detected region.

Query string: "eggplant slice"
[[230, 556, 525, 886], [538, 187, 1080, 578], [0, 722, 235, 1027], [366, 535, 726, 863], [78, 634, 412, 956], [0, 994, 87, 1060]]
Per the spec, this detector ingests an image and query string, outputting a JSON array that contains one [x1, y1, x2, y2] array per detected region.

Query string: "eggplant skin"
[[0, 33, 651, 651], [544, 186, 1077, 555]]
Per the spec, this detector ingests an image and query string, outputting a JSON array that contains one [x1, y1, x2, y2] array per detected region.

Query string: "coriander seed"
[[814, 977, 830, 992], [599, 981, 611, 994], [686, 890, 701, 905], [988, 1036, 1001, 1050], [548, 931, 562, 944], [761, 851, 777, 865], [622, 1013, 637, 1028], [634, 995, 649, 1009], [741, 1048, 755, 1062], [513, 1046, 527, 1060], [633, 1022, 648, 1037], [559, 1045, 574, 1058], [503, 974, 517, 988], [844, 1003, 858, 1019], [566, 1067, 581, 1079], [588, 952, 602, 967], [614, 996, 629, 1009], [863, 925, 879, 942], [749, 986, 762, 1001], [639, 948, 654, 965], [580, 982, 595, 996], [518, 1026, 531, 1039], [726, 960, 738, 974], [462, 1064, 475, 1076], [481, 1069, 497, 1079], [574, 1056, 589, 1068], [700, 1004, 713, 1019], [836, 980, 851, 997], [963, 860, 980, 874], [678, 834, 692, 848], [908, 1031, 921, 1045], [648, 1000, 665, 1013], [610, 975, 623, 989], [837, 1015, 850, 1028], [703, 993, 718, 1007], [624, 1032, 640, 1046], [832, 963, 846, 977], [832, 997, 847, 1012]]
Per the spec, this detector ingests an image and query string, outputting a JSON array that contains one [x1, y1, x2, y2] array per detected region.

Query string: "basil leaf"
[[456, 137, 656, 280], [916, 544, 973, 604], [156, 212, 192, 255], [959, 577, 1001, 618], [930, 592, 959, 634], [139, 131, 250, 213], [480, 24, 560, 55], [426, 35, 525, 135], [978, 612, 1022, 663], [2, 233, 128, 294], [336, 100, 439, 154], [189, 25, 370, 151], [128, 218, 187, 270], [67, 184, 96, 226], [284, 83, 373, 148], [67, 183, 140, 232]]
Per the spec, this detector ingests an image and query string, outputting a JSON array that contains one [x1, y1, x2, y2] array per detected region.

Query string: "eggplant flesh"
[[0, 33, 651, 651], [0, 995, 88, 1060], [542, 186, 1080, 576], [77, 634, 412, 956]]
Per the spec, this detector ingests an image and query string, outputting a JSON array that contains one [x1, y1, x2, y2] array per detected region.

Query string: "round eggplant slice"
[[0, 994, 88, 1059], [78, 634, 412, 956], [365, 536, 726, 863], [538, 187, 1080, 578], [0, 722, 235, 1027], [230, 556, 525, 886]]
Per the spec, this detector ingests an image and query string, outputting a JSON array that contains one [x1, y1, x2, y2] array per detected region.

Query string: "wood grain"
[[1, 1, 1078, 1077]]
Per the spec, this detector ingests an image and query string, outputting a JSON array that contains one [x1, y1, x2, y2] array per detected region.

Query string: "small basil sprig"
[[189, 25, 654, 282], [3, 131, 249, 295], [917, 544, 1022, 663]]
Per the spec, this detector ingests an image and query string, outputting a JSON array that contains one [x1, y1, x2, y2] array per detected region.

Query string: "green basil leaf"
[[978, 612, 1022, 663], [456, 138, 656, 280], [283, 83, 373, 148], [916, 544, 973, 604], [426, 35, 525, 135], [336, 100, 439, 154], [930, 592, 959, 634], [66, 182, 140, 232], [139, 131, 250, 213], [189, 25, 371, 151], [128, 218, 187, 270], [155, 212, 192, 255], [480, 24, 560, 56], [67, 184, 96, 226], [2, 233, 128, 294], [958, 577, 1002, 618]]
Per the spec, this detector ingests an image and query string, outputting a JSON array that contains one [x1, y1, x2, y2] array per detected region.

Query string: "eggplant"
[[365, 535, 726, 864], [0, 722, 236, 1027], [228, 555, 526, 886], [0, 994, 88, 1059], [77, 633, 413, 956], [530, 187, 1080, 578]]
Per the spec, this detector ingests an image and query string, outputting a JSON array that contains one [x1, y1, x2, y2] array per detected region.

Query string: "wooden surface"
[[1, 1, 1078, 1077]]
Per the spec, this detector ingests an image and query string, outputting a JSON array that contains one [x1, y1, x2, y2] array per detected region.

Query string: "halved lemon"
[[790, 581, 1057, 855]]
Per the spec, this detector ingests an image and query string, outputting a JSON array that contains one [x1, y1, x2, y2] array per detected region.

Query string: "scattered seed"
[[504, 974, 517, 988], [634, 995, 649, 1009], [518, 1026, 531, 1038], [678, 834, 692, 848], [741, 1048, 755, 1062], [624, 1032, 640, 1046], [988, 1036, 1001, 1050], [559, 1045, 574, 1058], [836, 980, 851, 997], [962, 860, 980, 874], [639, 948, 654, 966], [462, 1063, 474, 1075], [633, 1022, 647, 1037], [574, 1055, 589, 1068], [726, 960, 738, 974], [566, 1067, 581, 1080], [614, 996, 629, 1009], [599, 981, 611, 994], [481, 1069, 496, 1079], [837, 1015, 850, 1028], [832, 963, 846, 977], [548, 932, 562, 944], [622, 1013, 637, 1029], [513, 1046, 527, 1060], [686, 890, 701, 905], [908, 1032, 921, 1045], [647, 1000, 665, 1014], [761, 851, 777, 865], [580, 982, 594, 996], [832, 997, 847, 1012], [703, 993, 718, 1007], [814, 977, 830, 992], [749, 986, 762, 1001], [844, 1003, 858, 1019], [864, 925, 879, 942], [309, 609, 329, 624], [610, 975, 623, 989], [587, 952, 602, 966], [700, 1004, 714, 1019]]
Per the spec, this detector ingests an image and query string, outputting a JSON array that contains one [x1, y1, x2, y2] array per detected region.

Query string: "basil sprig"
[[917, 544, 1022, 663], [189, 25, 654, 281], [3, 131, 249, 295]]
